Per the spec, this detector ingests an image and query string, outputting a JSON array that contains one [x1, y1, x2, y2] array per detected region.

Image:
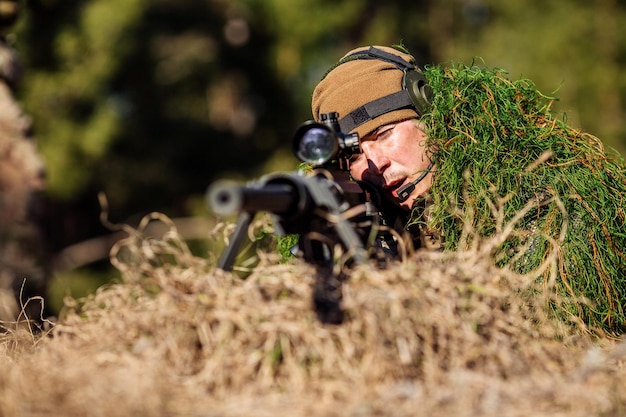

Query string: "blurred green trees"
[[444, 0, 626, 156], [11, 0, 626, 254]]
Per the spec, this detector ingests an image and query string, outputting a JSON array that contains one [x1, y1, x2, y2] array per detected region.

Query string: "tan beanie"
[[311, 45, 421, 139]]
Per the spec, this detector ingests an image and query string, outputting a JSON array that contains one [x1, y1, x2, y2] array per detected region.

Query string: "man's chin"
[[397, 197, 415, 210], [386, 190, 414, 210]]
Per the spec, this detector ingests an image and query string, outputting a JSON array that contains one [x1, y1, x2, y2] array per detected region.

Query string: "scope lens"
[[294, 125, 338, 164]]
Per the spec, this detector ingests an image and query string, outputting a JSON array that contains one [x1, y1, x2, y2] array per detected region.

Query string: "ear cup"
[[402, 70, 433, 116], [321, 46, 433, 128]]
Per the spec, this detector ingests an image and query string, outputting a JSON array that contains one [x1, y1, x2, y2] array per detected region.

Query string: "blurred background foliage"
[[8, 0, 626, 312]]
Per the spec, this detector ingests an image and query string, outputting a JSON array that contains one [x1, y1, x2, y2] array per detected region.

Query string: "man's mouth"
[[385, 178, 406, 198]]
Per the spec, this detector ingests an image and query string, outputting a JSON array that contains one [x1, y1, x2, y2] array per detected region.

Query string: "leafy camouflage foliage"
[[424, 62, 626, 333]]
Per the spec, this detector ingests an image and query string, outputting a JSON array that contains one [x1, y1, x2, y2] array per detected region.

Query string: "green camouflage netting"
[[421, 62, 626, 334]]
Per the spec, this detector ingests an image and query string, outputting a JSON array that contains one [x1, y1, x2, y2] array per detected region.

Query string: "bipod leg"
[[217, 211, 254, 271], [312, 266, 345, 325]]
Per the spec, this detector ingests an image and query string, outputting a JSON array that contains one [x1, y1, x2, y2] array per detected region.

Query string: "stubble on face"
[[349, 119, 434, 210]]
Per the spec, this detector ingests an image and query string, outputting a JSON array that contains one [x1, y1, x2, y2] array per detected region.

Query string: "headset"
[[332, 46, 435, 203], [331, 46, 433, 134]]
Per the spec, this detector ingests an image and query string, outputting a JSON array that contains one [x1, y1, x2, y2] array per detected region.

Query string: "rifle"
[[206, 113, 400, 324]]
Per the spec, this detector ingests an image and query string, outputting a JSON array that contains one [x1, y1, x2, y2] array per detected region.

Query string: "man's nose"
[[362, 143, 389, 175]]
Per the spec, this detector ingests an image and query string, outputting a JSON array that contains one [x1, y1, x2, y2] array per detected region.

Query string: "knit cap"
[[311, 45, 424, 138]]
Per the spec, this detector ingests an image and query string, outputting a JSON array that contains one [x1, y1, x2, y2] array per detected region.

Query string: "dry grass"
[[0, 214, 625, 417]]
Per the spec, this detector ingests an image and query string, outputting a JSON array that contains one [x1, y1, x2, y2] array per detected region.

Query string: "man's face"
[[348, 119, 433, 210]]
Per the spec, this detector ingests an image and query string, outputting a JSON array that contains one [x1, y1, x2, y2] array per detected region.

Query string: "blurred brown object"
[[0, 0, 19, 32], [0, 4, 49, 326]]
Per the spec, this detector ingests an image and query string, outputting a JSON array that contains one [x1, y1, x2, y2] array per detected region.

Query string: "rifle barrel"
[[208, 181, 298, 217]]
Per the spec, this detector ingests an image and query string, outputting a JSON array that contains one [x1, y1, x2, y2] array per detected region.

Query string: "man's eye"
[[349, 153, 363, 163], [346, 153, 365, 169], [376, 126, 394, 140]]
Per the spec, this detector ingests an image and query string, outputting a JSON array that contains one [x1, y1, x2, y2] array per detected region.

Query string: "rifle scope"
[[292, 112, 360, 166]]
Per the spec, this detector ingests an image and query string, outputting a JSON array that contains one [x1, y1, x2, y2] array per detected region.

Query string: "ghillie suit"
[[420, 63, 626, 335]]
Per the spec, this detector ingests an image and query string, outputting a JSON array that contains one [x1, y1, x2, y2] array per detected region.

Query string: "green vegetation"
[[424, 62, 626, 333]]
